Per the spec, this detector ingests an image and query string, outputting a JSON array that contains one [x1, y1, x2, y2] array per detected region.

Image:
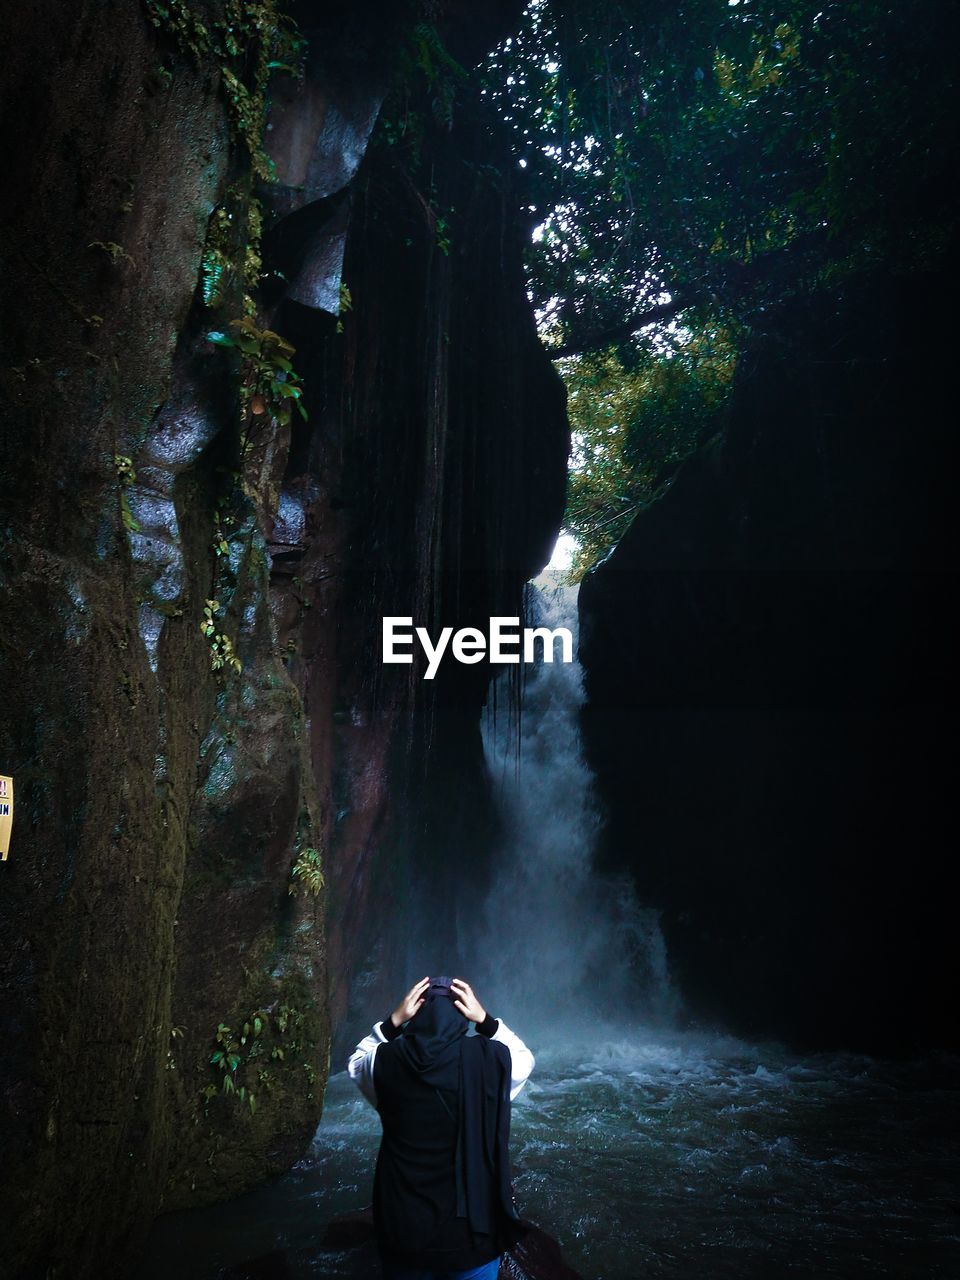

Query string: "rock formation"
[[0, 3, 567, 1275], [580, 269, 955, 1052]]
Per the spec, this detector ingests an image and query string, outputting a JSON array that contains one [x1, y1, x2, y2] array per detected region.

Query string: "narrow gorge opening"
[[1, 2, 956, 1279]]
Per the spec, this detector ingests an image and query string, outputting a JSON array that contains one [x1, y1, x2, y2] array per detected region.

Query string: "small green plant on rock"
[[200, 187, 263, 314], [201, 1001, 316, 1117], [200, 598, 242, 674], [208, 317, 307, 436], [302, 1060, 317, 1100], [114, 454, 136, 485], [336, 280, 352, 333], [434, 211, 452, 256], [207, 1017, 260, 1114], [289, 846, 324, 898], [275, 1003, 304, 1046], [114, 453, 141, 533], [211, 513, 230, 559]]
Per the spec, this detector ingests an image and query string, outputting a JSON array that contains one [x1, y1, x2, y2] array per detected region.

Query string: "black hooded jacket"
[[367, 995, 527, 1271]]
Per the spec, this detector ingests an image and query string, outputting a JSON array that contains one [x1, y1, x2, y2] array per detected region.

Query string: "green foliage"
[[200, 1003, 313, 1117], [211, 507, 231, 559], [206, 1016, 264, 1114], [561, 328, 736, 576], [113, 454, 141, 534], [202, 188, 265, 324], [199, 598, 242, 674], [152, 0, 305, 527], [114, 454, 136, 486], [434, 210, 452, 256], [201, 254, 226, 308], [289, 846, 324, 898], [368, 19, 469, 273], [274, 1003, 304, 1043], [485, 0, 956, 356], [201, 208, 231, 308], [302, 1060, 317, 1100], [208, 317, 306, 431], [408, 21, 468, 128], [335, 281, 353, 333], [375, 19, 468, 166], [144, 0, 212, 64], [479, 1, 956, 572], [144, 0, 305, 181]]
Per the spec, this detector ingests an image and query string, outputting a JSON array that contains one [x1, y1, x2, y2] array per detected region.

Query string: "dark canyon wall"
[[0, 3, 567, 1277], [580, 268, 954, 1053]]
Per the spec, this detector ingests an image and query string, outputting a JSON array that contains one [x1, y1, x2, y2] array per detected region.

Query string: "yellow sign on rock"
[[0, 775, 13, 861]]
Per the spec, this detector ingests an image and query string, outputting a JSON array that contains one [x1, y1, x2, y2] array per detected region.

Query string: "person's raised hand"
[[390, 976, 430, 1028], [451, 978, 486, 1024]]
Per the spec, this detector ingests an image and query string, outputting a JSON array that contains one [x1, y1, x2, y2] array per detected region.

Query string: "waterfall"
[[470, 579, 677, 1039]]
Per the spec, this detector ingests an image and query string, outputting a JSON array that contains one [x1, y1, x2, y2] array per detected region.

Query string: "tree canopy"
[[479, 0, 956, 573]]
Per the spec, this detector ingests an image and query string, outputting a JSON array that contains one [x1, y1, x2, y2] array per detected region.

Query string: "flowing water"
[[143, 585, 960, 1279], [143, 1035, 959, 1279], [464, 583, 676, 1034]]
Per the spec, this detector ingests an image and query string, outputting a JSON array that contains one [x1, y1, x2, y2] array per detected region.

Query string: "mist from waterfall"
[[468, 580, 678, 1041]]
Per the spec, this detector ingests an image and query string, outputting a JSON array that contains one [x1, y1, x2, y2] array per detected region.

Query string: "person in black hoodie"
[[347, 975, 535, 1280]]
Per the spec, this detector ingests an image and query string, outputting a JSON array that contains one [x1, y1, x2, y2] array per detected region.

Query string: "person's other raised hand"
[[451, 978, 486, 1024], [391, 976, 430, 1027]]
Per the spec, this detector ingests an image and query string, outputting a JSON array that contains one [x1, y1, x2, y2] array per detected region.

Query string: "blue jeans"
[[382, 1258, 500, 1280]]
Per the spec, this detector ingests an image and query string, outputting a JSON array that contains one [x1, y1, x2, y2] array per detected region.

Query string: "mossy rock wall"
[[0, 2, 567, 1276]]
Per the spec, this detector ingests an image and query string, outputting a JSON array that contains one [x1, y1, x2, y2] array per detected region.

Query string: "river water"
[[144, 1033, 958, 1279], [143, 586, 959, 1277]]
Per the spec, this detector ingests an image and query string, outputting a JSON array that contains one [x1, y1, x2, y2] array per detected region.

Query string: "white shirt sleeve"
[[491, 1019, 535, 1100], [346, 1021, 391, 1108]]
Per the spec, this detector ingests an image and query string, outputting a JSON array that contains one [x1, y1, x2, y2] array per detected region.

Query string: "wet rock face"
[[267, 57, 568, 1038], [0, 3, 234, 1275], [579, 271, 955, 1054], [0, 2, 565, 1275]]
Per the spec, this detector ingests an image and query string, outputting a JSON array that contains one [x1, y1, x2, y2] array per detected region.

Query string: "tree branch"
[[547, 296, 689, 360]]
